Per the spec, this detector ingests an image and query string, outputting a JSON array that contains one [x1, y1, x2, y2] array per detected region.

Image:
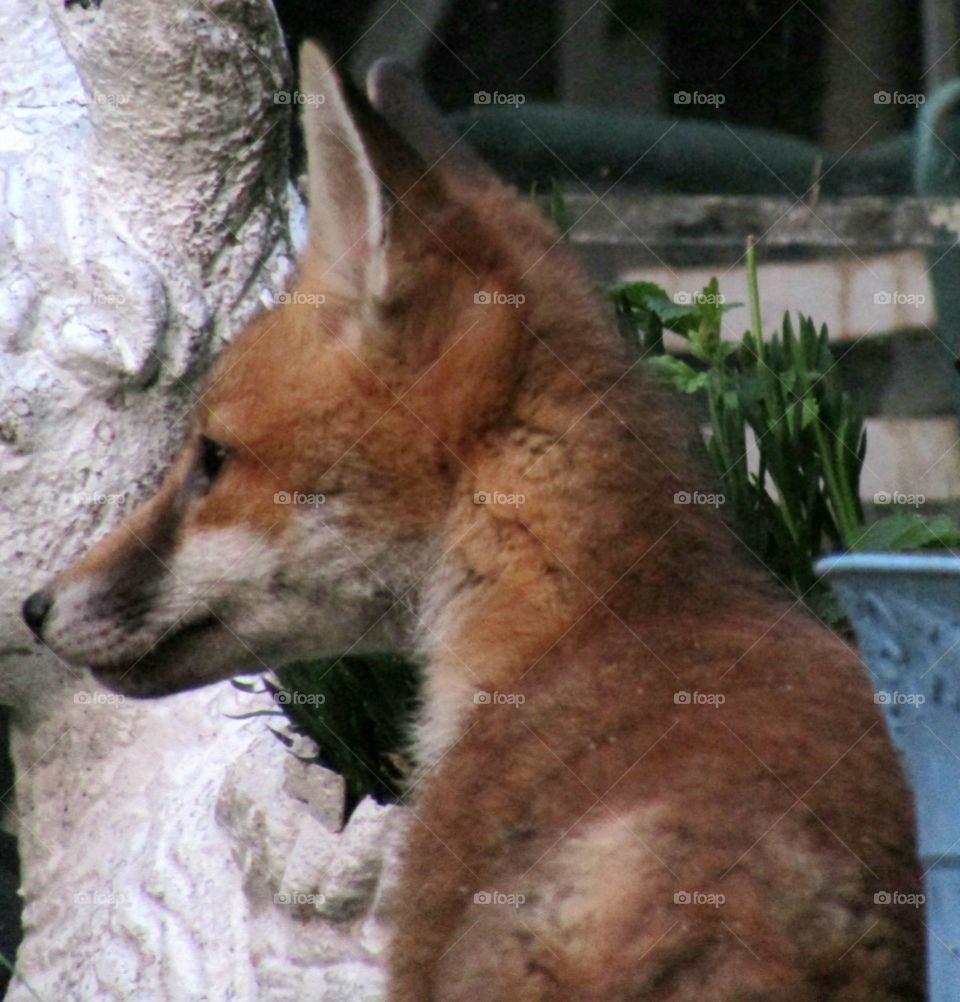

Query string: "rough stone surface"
[[0, 2, 394, 999]]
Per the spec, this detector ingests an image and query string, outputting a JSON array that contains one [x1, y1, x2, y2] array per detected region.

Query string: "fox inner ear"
[[298, 41, 386, 300]]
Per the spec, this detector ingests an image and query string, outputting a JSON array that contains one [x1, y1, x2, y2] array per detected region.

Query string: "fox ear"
[[299, 42, 386, 299], [365, 59, 495, 186]]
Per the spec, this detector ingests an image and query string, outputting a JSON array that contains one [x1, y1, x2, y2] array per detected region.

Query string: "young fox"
[[25, 43, 923, 1001]]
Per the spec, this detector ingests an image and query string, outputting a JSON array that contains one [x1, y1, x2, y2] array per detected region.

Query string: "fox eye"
[[199, 436, 229, 483]]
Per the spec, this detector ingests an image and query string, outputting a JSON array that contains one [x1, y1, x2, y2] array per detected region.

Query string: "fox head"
[[23, 44, 614, 697]]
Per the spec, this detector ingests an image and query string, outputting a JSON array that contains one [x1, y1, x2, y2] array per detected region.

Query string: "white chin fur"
[[44, 515, 425, 682]]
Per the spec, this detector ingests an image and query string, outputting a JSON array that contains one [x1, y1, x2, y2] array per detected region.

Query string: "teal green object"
[[916, 82, 960, 420], [447, 104, 913, 196], [915, 81, 960, 195], [818, 553, 960, 1001]]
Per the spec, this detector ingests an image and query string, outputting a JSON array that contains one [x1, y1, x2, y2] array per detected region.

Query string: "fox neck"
[[408, 475, 626, 769], [412, 552, 567, 770], [404, 378, 744, 770]]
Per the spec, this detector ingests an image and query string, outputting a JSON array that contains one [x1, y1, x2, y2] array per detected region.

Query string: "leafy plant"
[[615, 238, 960, 620], [611, 276, 739, 368]]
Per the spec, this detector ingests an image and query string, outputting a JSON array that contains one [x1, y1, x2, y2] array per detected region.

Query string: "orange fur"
[[33, 45, 923, 1000]]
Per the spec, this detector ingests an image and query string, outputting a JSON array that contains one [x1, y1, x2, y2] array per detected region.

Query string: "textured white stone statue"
[[1, 2, 393, 998]]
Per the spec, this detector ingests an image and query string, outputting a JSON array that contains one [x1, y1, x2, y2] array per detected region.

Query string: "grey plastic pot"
[[817, 553, 960, 1001]]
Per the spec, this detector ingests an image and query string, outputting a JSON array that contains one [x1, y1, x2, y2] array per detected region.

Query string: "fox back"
[[29, 44, 923, 1001]]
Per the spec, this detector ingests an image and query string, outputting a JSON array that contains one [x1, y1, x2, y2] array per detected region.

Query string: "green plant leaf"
[[608, 280, 672, 307], [645, 355, 708, 393], [800, 397, 820, 428], [851, 513, 960, 552]]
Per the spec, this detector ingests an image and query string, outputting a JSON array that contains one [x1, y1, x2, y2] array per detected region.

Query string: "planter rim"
[[816, 552, 960, 576]]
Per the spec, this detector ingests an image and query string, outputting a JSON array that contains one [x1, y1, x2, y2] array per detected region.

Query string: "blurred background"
[[277, 0, 935, 142], [271, 0, 960, 520]]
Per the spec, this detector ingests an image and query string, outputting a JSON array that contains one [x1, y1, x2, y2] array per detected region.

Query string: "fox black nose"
[[22, 590, 53, 639]]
